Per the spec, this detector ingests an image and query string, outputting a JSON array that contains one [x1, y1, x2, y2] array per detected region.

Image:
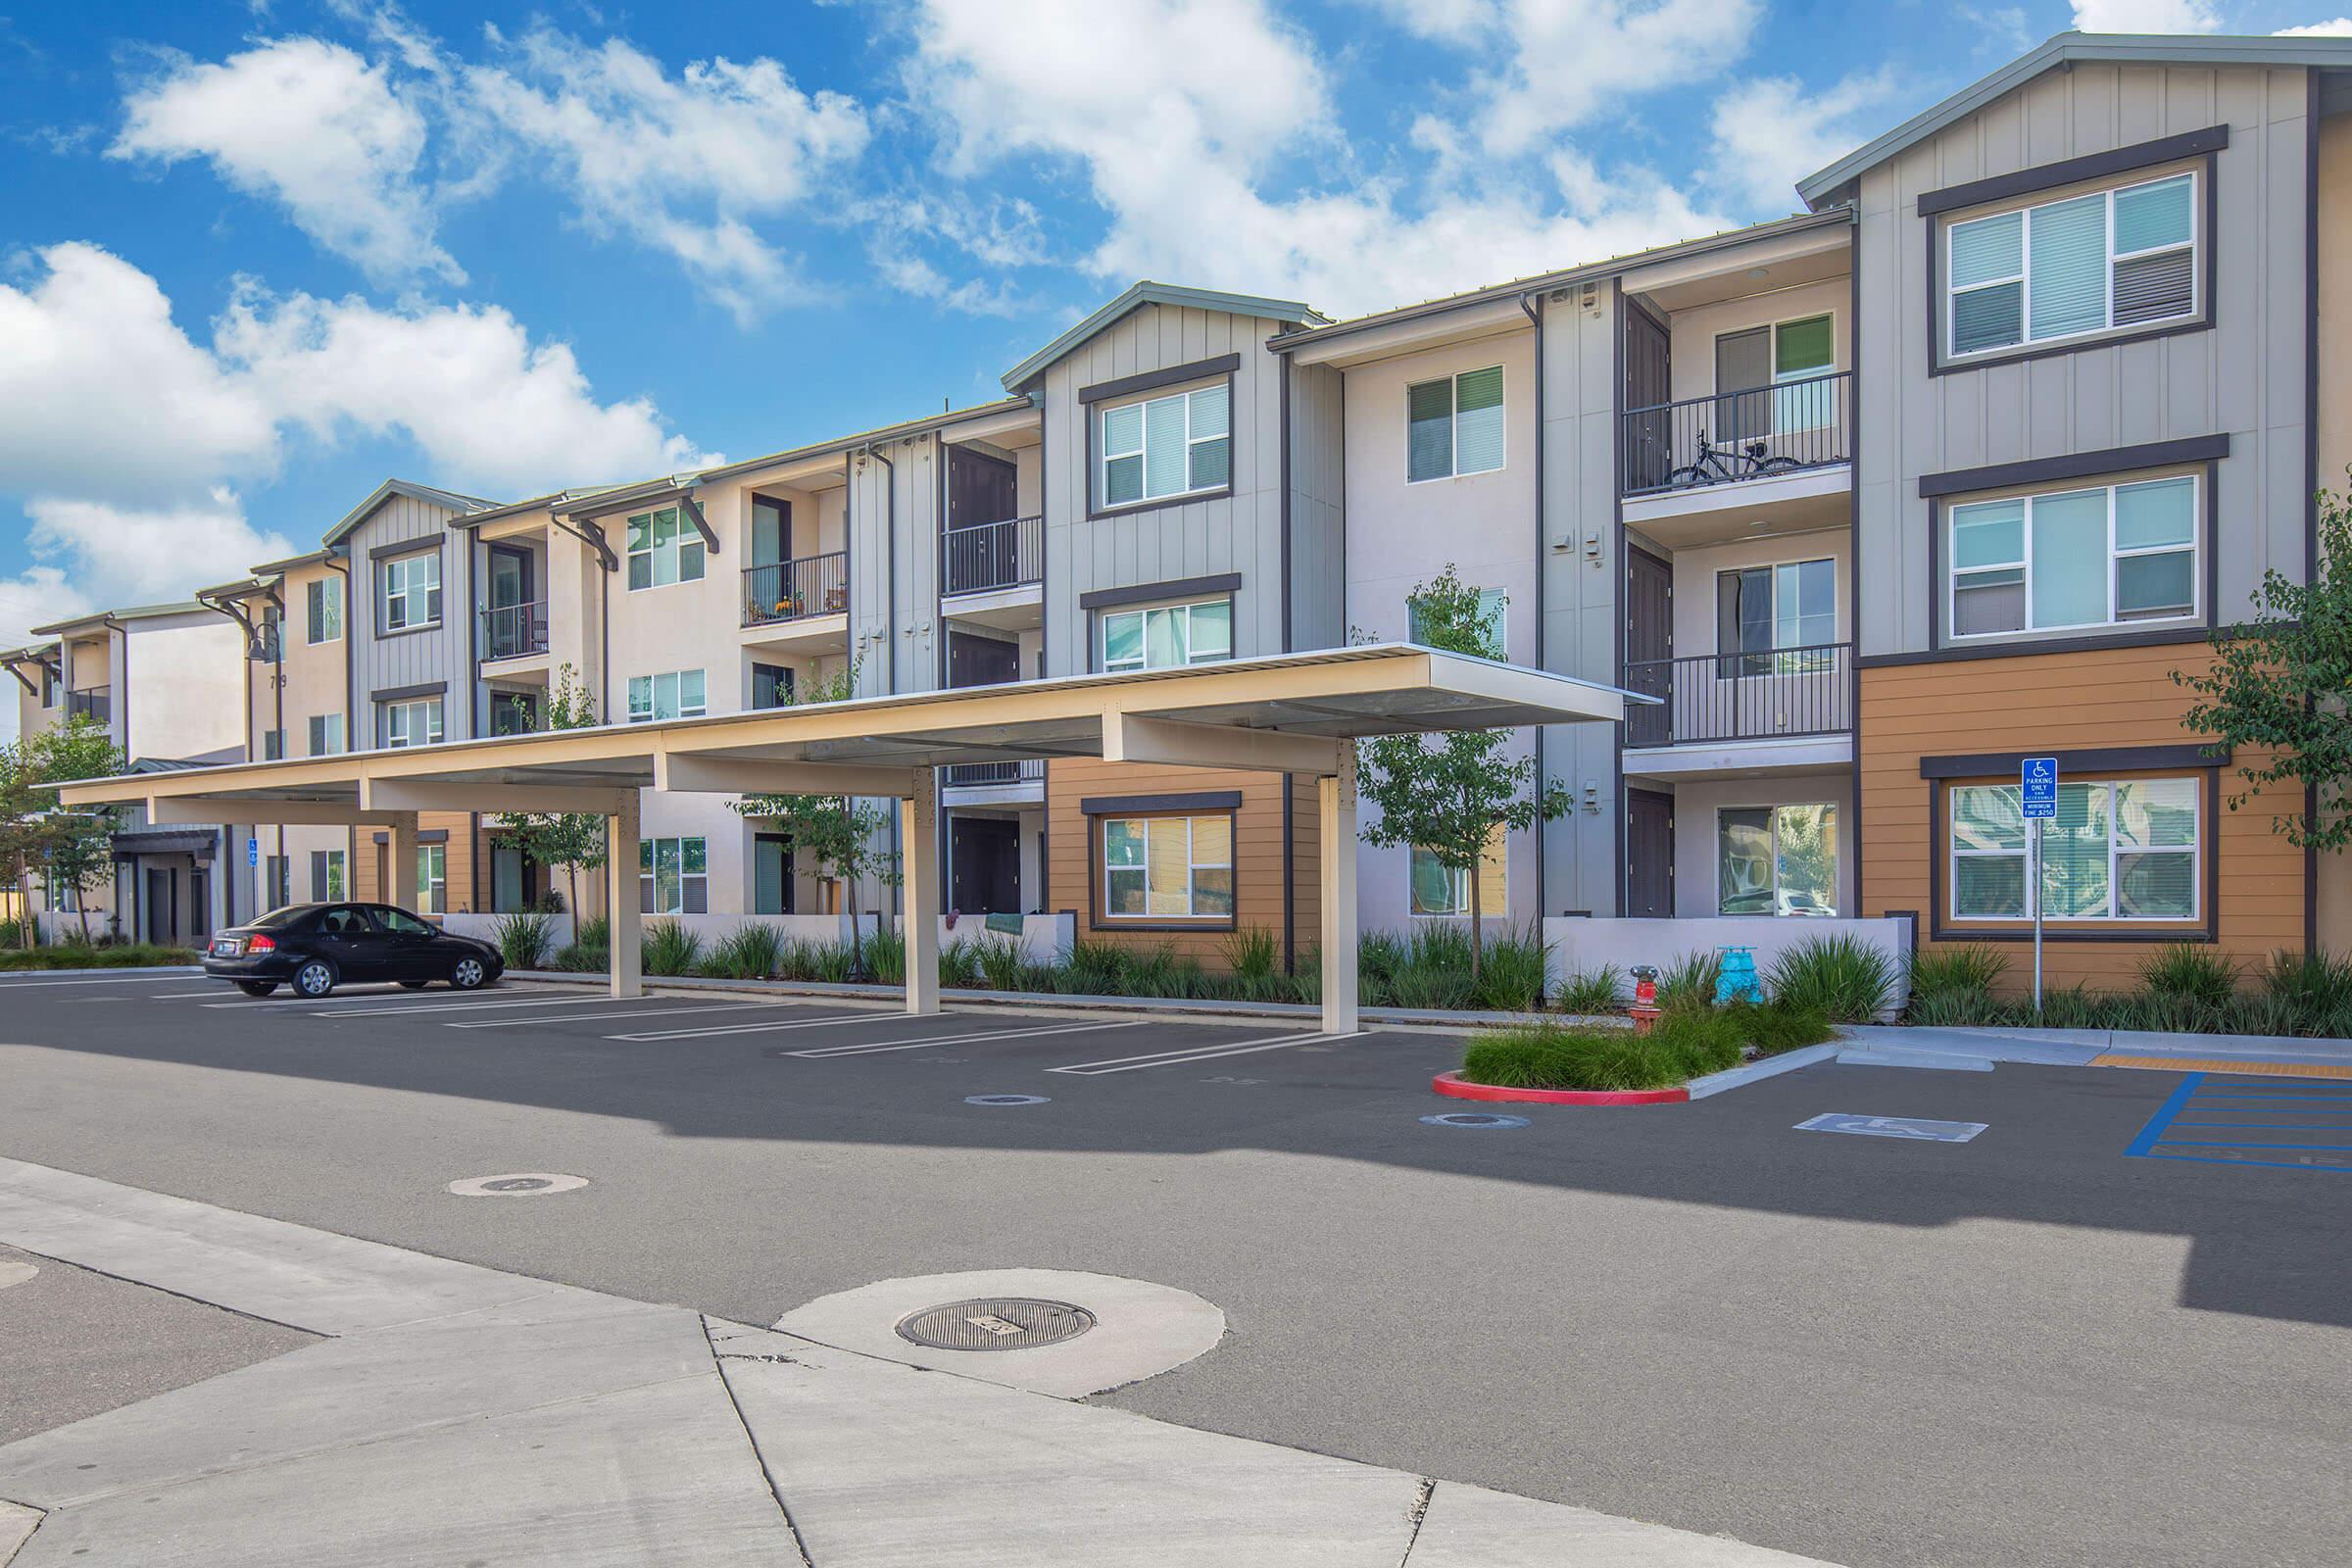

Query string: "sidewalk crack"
[[702, 1316, 817, 1567], [1396, 1478, 1436, 1565]]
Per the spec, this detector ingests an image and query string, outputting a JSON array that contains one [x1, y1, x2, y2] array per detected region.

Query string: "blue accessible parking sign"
[[2020, 756, 2058, 819]]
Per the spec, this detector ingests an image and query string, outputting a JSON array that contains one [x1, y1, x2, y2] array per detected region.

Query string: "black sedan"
[[205, 903, 505, 999]]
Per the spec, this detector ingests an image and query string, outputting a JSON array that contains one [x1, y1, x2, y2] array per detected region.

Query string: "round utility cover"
[[1419, 1112, 1530, 1129], [895, 1297, 1097, 1351], [446, 1172, 590, 1197], [965, 1094, 1050, 1106]]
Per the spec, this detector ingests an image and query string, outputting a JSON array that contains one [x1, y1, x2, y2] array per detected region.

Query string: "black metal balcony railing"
[[943, 760, 1046, 790], [480, 601, 549, 661], [1622, 642, 1853, 748], [743, 552, 849, 627], [1620, 369, 1852, 497], [66, 688, 109, 724], [943, 515, 1043, 597]]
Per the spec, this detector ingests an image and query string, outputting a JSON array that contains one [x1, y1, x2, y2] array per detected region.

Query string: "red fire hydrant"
[[1628, 964, 1662, 1036]]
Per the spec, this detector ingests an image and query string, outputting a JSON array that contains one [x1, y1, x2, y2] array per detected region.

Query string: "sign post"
[[2020, 757, 2058, 1012]]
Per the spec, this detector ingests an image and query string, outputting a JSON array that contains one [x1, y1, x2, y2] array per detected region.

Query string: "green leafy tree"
[[2173, 476, 2352, 852], [489, 665, 610, 917], [1, 716, 129, 944], [1357, 565, 1569, 980], [729, 662, 898, 946]]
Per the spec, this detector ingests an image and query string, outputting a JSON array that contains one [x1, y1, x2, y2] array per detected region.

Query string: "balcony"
[[480, 601, 549, 662], [942, 759, 1045, 801], [66, 688, 109, 725], [944, 515, 1042, 598], [1621, 370, 1852, 500], [743, 553, 849, 628], [1623, 643, 1853, 765]]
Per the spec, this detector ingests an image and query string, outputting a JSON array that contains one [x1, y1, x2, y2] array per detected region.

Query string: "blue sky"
[[0, 0, 2343, 662]]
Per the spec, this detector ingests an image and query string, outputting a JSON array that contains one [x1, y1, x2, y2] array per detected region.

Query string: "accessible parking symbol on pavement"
[[1795, 1113, 1987, 1143]]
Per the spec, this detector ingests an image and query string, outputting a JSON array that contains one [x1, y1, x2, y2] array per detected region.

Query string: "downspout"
[[1521, 288, 1547, 917], [325, 546, 355, 901], [863, 439, 899, 922]]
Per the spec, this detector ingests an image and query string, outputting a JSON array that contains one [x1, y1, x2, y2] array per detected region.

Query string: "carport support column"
[[606, 791, 642, 1000], [1319, 748, 1358, 1036], [388, 814, 419, 913], [902, 777, 940, 1016]]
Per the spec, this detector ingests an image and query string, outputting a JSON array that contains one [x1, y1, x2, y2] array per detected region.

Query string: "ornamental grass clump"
[[1767, 934, 1896, 1022]]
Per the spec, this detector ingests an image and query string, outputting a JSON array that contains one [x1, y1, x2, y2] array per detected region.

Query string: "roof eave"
[[998, 282, 1323, 392]]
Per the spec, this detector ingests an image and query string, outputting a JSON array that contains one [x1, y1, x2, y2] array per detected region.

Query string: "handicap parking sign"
[[2020, 756, 2058, 820]]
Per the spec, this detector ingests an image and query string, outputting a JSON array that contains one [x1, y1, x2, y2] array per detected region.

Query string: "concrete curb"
[[1685, 1045, 1840, 1100], [1431, 1071, 1688, 1106], [0, 965, 201, 978]]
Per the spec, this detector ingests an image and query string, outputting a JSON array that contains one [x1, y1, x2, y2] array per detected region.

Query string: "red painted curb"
[[1432, 1070, 1690, 1106]]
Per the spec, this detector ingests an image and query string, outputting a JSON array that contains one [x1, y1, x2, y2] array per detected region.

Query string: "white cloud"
[[2070, 0, 2218, 30], [111, 36, 462, 286], [25, 494, 294, 608], [1348, 0, 1499, 40], [1707, 69, 1905, 213], [1462, 0, 1764, 156], [2276, 18, 2352, 35], [463, 24, 870, 321]]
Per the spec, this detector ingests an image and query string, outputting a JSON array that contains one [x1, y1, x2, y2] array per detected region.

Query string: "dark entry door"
[[1622, 302, 1672, 490], [1625, 546, 1673, 747], [948, 446, 1019, 528], [951, 817, 1020, 913], [486, 547, 535, 658], [190, 869, 211, 940], [143, 867, 174, 946], [1626, 789, 1675, 918], [948, 631, 1020, 691]]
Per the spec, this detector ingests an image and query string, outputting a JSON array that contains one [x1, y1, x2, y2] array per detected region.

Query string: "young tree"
[[729, 662, 898, 956], [2173, 476, 2352, 852], [489, 665, 610, 917], [0, 717, 128, 944], [1358, 565, 1570, 980]]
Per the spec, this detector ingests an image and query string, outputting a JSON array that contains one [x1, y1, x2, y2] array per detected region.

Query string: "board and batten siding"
[[1286, 359, 1347, 653], [1041, 306, 1291, 675], [346, 493, 474, 743], [1856, 61, 2314, 657]]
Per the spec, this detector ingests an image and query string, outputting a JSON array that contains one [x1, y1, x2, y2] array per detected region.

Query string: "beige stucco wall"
[[123, 614, 245, 763], [1663, 278, 1849, 406], [1665, 770, 1856, 919]]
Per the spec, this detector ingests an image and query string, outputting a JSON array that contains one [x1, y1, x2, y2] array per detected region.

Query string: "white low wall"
[[444, 910, 1073, 967], [1542, 915, 1914, 1016]]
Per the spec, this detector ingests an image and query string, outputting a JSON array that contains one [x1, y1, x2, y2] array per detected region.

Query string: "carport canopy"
[[55, 645, 1631, 1032]]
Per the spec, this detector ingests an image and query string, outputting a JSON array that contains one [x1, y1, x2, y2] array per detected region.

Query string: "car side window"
[[374, 906, 435, 936], [318, 906, 373, 936]]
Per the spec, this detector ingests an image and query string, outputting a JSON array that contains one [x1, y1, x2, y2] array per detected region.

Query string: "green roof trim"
[[999, 281, 1325, 392], [1796, 30, 2352, 207]]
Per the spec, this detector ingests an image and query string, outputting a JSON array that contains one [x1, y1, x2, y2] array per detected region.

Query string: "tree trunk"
[[77, 899, 92, 945], [1467, 839, 1485, 984]]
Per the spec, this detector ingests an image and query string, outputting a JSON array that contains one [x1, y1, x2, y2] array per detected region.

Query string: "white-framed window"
[[1945, 170, 2197, 361], [311, 848, 347, 901], [415, 844, 447, 915], [1102, 813, 1234, 919], [380, 697, 443, 749], [1719, 559, 1836, 672], [1099, 383, 1230, 508], [1948, 474, 2197, 640], [627, 668, 707, 723], [1718, 804, 1838, 917], [1406, 366, 1505, 483], [1407, 587, 1506, 658], [307, 712, 346, 756], [626, 506, 706, 590], [1101, 598, 1233, 672], [1409, 825, 1506, 917], [307, 577, 343, 644], [379, 551, 441, 632], [1950, 777, 2199, 921], [639, 836, 708, 914]]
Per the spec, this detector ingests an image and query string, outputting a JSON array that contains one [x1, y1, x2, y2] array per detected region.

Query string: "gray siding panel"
[[1287, 360, 1347, 652], [347, 492, 470, 744], [1859, 61, 2313, 656]]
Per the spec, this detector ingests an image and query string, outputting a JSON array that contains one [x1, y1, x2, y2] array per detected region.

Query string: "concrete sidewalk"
[[0, 1154, 1835, 1567], [1838, 1024, 2352, 1072]]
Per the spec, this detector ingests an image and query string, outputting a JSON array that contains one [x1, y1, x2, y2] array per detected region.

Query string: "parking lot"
[[3, 968, 2348, 1567]]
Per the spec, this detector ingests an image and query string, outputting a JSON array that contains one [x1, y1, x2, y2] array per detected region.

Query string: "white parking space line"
[[787, 1019, 1146, 1058], [0, 974, 198, 989], [154, 990, 238, 1000], [1049, 1030, 1368, 1075], [282, 994, 618, 1019], [447, 1001, 791, 1029], [607, 1010, 941, 1043]]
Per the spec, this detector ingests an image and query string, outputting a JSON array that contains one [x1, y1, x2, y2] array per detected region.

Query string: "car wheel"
[[236, 981, 277, 998], [293, 959, 337, 999], [450, 956, 488, 991], [399, 980, 430, 990]]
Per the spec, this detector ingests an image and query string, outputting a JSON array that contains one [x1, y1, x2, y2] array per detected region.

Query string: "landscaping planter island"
[[1432, 1071, 1689, 1106]]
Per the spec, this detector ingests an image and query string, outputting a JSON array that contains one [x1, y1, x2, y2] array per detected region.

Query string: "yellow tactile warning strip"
[[2092, 1054, 2352, 1080]]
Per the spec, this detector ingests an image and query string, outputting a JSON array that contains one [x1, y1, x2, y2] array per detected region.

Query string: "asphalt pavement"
[[0, 971, 2345, 1567]]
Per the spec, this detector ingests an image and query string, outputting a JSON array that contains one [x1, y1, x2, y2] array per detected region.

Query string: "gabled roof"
[[1797, 30, 2352, 207], [999, 282, 1326, 392], [31, 601, 215, 637], [320, 478, 495, 547], [247, 548, 333, 576]]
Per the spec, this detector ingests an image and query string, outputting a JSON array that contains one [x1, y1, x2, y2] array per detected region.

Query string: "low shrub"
[[1907, 943, 2009, 1004], [553, 943, 608, 973], [1460, 1009, 1745, 1094], [938, 939, 981, 989], [1768, 934, 1896, 1022], [1731, 998, 1835, 1056], [865, 928, 906, 986], [1552, 964, 1623, 1016], [1655, 951, 1721, 1013], [640, 920, 703, 977], [0, 941, 197, 971], [491, 911, 555, 970], [704, 923, 784, 981], [1471, 927, 1550, 1012], [973, 936, 1039, 993], [2137, 944, 2240, 1009], [2263, 948, 2352, 1025]]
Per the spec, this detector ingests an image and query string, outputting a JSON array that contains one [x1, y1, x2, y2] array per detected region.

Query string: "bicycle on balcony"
[[1667, 430, 1805, 490]]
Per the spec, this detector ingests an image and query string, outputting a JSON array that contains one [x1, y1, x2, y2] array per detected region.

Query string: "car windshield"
[[248, 905, 317, 929]]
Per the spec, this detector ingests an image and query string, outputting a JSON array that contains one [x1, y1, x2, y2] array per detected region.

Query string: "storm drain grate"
[[1420, 1112, 1530, 1129], [895, 1297, 1097, 1351]]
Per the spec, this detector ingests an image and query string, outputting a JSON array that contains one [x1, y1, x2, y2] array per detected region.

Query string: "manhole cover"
[[896, 1297, 1097, 1351], [1420, 1111, 1530, 1129], [965, 1094, 1050, 1106], [447, 1172, 590, 1198]]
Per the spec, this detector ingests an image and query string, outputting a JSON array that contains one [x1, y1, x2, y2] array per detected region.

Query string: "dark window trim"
[[1926, 148, 2218, 378], [1919, 743, 2226, 779], [1088, 490, 1237, 523], [1085, 365, 1239, 521], [1078, 573, 1244, 612], [374, 620, 441, 641], [1079, 790, 1243, 816], [366, 538, 446, 564], [371, 680, 448, 704], [1078, 354, 1241, 407], [1085, 805, 1241, 933], [1926, 766, 2220, 944], [1916, 124, 2229, 217], [368, 829, 451, 845], [1918, 435, 2229, 498], [1923, 457, 2219, 655]]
